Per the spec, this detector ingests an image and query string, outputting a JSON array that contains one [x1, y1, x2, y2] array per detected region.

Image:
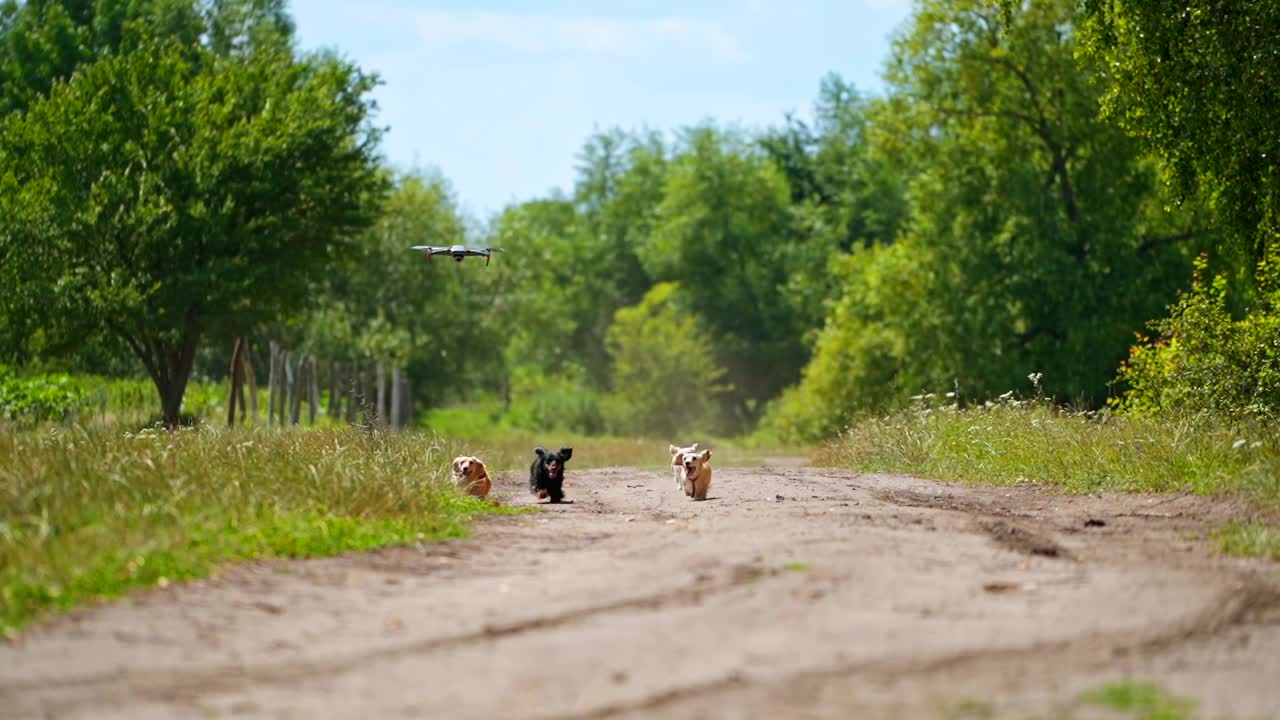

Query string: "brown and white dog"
[[669, 443, 712, 501], [451, 455, 492, 500]]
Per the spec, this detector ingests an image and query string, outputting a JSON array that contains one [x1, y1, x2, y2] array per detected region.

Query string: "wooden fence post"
[[375, 362, 386, 427], [267, 341, 279, 426], [227, 337, 244, 428], [390, 366, 402, 430], [308, 355, 319, 425], [328, 359, 341, 419], [346, 360, 358, 425], [289, 352, 303, 425], [243, 342, 258, 424]]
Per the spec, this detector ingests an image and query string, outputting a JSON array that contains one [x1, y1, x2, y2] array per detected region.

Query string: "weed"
[[1214, 522, 1280, 561], [1080, 680, 1197, 720]]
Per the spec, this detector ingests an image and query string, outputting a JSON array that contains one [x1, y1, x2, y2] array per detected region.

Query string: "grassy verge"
[[816, 399, 1279, 556], [0, 425, 520, 637], [1, 420, 805, 637]]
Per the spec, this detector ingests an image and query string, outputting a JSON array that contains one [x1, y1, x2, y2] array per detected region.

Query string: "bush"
[[1114, 252, 1280, 424], [0, 371, 89, 423], [604, 283, 730, 437], [503, 370, 609, 436]]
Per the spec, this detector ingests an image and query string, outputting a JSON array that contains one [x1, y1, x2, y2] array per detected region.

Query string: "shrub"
[[1114, 252, 1280, 424], [0, 371, 89, 423], [604, 283, 730, 437]]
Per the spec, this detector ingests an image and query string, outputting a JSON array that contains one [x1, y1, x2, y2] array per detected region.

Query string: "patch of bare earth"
[[2, 463, 1278, 719]]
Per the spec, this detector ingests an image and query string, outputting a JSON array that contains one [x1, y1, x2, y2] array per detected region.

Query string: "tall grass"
[[0, 425, 514, 636], [0, 418, 805, 636], [817, 397, 1280, 507]]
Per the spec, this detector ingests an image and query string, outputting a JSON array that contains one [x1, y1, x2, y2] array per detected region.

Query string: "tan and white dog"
[[669, 443, 712, 501], [451, 455, 492, 500]]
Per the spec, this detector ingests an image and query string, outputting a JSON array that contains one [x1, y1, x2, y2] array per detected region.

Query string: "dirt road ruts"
[[3, 463, 1278, 719]]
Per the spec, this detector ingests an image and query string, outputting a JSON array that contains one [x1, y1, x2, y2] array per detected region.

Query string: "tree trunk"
[[156, 330, 200, 429]]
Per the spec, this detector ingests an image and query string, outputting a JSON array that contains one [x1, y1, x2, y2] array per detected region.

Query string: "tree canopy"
[[1078, 0, 1279, 262], [0, 6, 384, 425]]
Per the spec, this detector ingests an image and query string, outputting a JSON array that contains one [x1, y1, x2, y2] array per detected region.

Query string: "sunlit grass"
[[0, 425, 518, 636], [1214, 522, 1280, 561], [817, 399, 1278, 502], [0, 417, 807, 637], [816, 398, 1280, 559], [1080, 681, 1197, 720]]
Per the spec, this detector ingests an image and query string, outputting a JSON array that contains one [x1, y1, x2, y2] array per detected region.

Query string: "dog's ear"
[[535, 446, 547, 458], [473, 459, 487, 477], [691, 442, 699, 451], [700, 449, 712, 462], [669, 444, 680, 456], [559, 447, 573, 461], [672, 451, 683, 466]]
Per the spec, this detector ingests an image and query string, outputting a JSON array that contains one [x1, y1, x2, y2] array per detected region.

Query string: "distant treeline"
[[1, 0, 1275, 437]]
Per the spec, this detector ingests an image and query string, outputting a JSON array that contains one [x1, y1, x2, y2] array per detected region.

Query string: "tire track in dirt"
[[2, 464, 1277, 719], [565, 578, 1280, 719], [0, 559, 785, 712]]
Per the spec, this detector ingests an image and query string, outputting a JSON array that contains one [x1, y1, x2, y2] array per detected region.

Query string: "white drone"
[[410, 244, 504, 266]]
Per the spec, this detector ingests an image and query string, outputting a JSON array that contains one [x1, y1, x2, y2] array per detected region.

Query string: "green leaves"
[[1079, 0, 1280, 262], [764, 0, 1209, 442], [0, 5, 385, 424], [605, 282, 729, 437]]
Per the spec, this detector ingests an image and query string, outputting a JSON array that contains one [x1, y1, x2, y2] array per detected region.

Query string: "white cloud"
[[413, 10, 749, 65]]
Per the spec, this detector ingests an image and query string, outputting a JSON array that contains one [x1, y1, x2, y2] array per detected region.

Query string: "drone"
[[410, 244, 504, 266]]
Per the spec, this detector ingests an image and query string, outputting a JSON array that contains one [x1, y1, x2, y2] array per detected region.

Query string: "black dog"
[[529, 446, 573, 503]]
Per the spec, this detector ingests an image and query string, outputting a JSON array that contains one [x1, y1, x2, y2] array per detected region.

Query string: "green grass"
[[817, 400, 1279, 504], [1214, 522, 1280, 561], [0, 425, 519, 636], [782, 561, 812, 572], [0, 416, 805, 637], [816, 399, 1280, 559], [1080, 681, 1197, 720]]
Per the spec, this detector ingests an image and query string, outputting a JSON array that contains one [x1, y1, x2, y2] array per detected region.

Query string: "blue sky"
[[289, 1, 914, 218]]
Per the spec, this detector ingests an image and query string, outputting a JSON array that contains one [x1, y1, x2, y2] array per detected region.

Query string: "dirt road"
[[3, 462, 1279, 719]]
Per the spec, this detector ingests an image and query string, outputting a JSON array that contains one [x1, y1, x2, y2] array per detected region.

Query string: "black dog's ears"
[[559, 447, 573, 461], [535, 446, 547, 457]]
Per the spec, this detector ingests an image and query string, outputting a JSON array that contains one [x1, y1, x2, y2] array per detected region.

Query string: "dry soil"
[[2, 461, 1279, 719]]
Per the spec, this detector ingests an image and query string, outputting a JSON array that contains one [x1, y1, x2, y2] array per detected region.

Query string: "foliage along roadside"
[[0, 426, 522, 637], [815, 392, 1280, 558]]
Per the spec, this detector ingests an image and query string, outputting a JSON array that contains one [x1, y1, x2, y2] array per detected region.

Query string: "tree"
[[759, 74, 909, 332], [0, 35, 385, 425], [307, 172, 505, 412], [0, 0, 293, 116], [1078, 0, 1280, 263], [644, 125, 809, 428], [764, 0, 1210, 441], [605, 283, 729, 437]]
